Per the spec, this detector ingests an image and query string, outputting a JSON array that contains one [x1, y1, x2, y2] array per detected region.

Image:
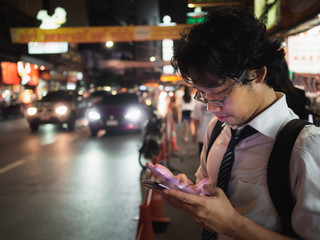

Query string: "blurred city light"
[[37, 7, 67, 30], [149, 56, 156, 62], [105, 41, 114, 48]]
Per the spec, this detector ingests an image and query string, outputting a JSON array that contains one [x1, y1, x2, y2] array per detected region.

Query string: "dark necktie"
[[202, 125, 258, 240]]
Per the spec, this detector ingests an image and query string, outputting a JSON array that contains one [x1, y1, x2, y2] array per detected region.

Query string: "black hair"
[[171, 6, 285, 88], [272, 57, 295, 92], [272, 57, 310, 120], [182, 86, 191, 103]]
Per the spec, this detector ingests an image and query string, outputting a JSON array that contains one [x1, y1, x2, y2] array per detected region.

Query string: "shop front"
[[257, 0, 320, 125], [0, 61, 39, 107], [283, 3, 320, 125]]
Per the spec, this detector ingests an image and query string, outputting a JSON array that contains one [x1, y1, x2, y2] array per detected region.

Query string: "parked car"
[[25, 90, 84, 132], [86, 92, 146, 136], [0, 99, 24, 119]]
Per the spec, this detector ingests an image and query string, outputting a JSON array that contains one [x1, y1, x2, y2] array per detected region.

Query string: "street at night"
[[1, 0, 320, 239], [0, 117, 143, 240], [0, 117, 201, 240]]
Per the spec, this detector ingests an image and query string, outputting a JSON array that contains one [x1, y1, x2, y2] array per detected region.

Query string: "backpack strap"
[[267, 119, 311, 237], [206, 121, 225, 162]]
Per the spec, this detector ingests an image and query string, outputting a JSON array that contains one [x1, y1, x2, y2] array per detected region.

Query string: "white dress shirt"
[[195, 93, 320, 240]]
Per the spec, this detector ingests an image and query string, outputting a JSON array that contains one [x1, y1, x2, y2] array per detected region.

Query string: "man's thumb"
[[203, 184, 217, 196]]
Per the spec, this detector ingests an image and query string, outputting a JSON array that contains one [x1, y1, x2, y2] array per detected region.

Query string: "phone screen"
[[142, 180, 170, 191]]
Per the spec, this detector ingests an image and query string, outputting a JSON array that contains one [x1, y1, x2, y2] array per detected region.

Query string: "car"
[[0, 99, 24, 119], [84, 90, 110, 108], [25, 90, 84, 132], [86, 92, 146, 136]]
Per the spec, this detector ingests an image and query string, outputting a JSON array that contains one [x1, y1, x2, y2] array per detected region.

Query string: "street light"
[[105, 41, 114, 48], [149, 56, 156, 62]]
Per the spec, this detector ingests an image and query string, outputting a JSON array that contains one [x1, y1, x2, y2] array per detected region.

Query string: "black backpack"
[[206, 119, 311, 237]]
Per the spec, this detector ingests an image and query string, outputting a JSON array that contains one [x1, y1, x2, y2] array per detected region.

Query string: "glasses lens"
[[195, 91, 205, 103], [195, 91, 224, 106]]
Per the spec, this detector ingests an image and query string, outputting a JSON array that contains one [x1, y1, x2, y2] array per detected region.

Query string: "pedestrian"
[[174, 85, 185, 123], [191, 101, 214, 155], [178, 85, 195, 141], [146, 6, 320, 240]]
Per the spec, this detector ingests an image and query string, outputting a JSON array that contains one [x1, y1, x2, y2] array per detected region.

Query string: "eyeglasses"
[[194, 70, 247, 107]]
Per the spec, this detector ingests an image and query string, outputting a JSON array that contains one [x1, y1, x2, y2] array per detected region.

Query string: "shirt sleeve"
[[290, 125, 320, 240]]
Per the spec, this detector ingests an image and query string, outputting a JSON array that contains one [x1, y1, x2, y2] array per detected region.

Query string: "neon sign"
[[37, 7, 67, 30]]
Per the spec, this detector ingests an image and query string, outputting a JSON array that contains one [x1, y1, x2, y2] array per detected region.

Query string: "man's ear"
[[252, 66, 267, 83]]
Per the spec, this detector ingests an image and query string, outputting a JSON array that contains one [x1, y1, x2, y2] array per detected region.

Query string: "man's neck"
[[237, 88, 278, 128]]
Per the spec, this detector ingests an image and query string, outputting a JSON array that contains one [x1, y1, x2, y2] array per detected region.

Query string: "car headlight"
[[27, 107, 37, 116], [55, 105, 68, 115], [125, 107, 141, 121], [87, 109, 101, 121]]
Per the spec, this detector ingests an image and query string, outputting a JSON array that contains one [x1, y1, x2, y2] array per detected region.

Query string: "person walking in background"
[[178, 85, 195, 141], [191, 101, 214, 155], [174, 85, 185, 124], [273, 58, 310, 120], [146, 6, 320, 240]]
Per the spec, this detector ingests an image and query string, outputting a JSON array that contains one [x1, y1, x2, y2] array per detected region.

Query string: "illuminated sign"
[[254, 0, 281, 30], [162, 39, 174, 74], [31, 8, 68, 54], [67, 71, 82, 82], [99, 60, 171, 69], [160, 16, 176, 74], [10, 24, 191, 44], [287, 33, 320, 74], [17, 61, 39, 86], [188, 0, 251, 7], [186, 7, 207, 24], [1, 62, 21, 85], [0, 62, 39, 86], [160, 74, 183, 82], [37, 7, 67, 30], [28, 42, 68, 54]]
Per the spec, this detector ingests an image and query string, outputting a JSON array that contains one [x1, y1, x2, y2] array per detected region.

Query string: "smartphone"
[[142, 180, 171, 191]]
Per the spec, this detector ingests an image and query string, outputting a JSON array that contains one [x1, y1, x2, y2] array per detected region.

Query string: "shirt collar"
[[247, 92, 298, 138]]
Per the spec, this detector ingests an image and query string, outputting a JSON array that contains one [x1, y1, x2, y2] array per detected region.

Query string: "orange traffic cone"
[[170, 117, 180, 151], [149, 190, 170, 233], [158, 140, 169, 166], [136, 203, 154, 240], [152, 155, 159, 165]]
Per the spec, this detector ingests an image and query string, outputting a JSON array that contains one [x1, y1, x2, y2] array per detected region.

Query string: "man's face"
[[193, 79, 261, 127]]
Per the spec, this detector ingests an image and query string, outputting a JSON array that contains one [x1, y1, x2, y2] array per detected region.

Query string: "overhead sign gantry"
[[10, 24, 191, 44]]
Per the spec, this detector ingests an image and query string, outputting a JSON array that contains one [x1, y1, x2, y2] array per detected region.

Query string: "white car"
[[25, 90, 83, 132]]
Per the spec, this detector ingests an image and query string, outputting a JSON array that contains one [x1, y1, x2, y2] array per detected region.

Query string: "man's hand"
[[162, 184, 240, 235], [146, 162, 210, 195], [146, 163, 296, 240], [146, 163, 239, 234]]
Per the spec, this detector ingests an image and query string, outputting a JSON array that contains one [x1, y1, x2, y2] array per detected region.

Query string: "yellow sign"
[[10, 24, 191, 44], [188, 0, 252, 7], [160, 74, 183, 82]]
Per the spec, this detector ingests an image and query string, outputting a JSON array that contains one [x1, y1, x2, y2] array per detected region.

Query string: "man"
[[146, 7, 320, 240]]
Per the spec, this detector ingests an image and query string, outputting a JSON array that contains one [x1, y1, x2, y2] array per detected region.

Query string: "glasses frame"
[[194, 70, 247, 107]]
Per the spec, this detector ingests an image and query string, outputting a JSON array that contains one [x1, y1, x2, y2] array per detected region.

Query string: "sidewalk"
[[154, 122, 203, 240]]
